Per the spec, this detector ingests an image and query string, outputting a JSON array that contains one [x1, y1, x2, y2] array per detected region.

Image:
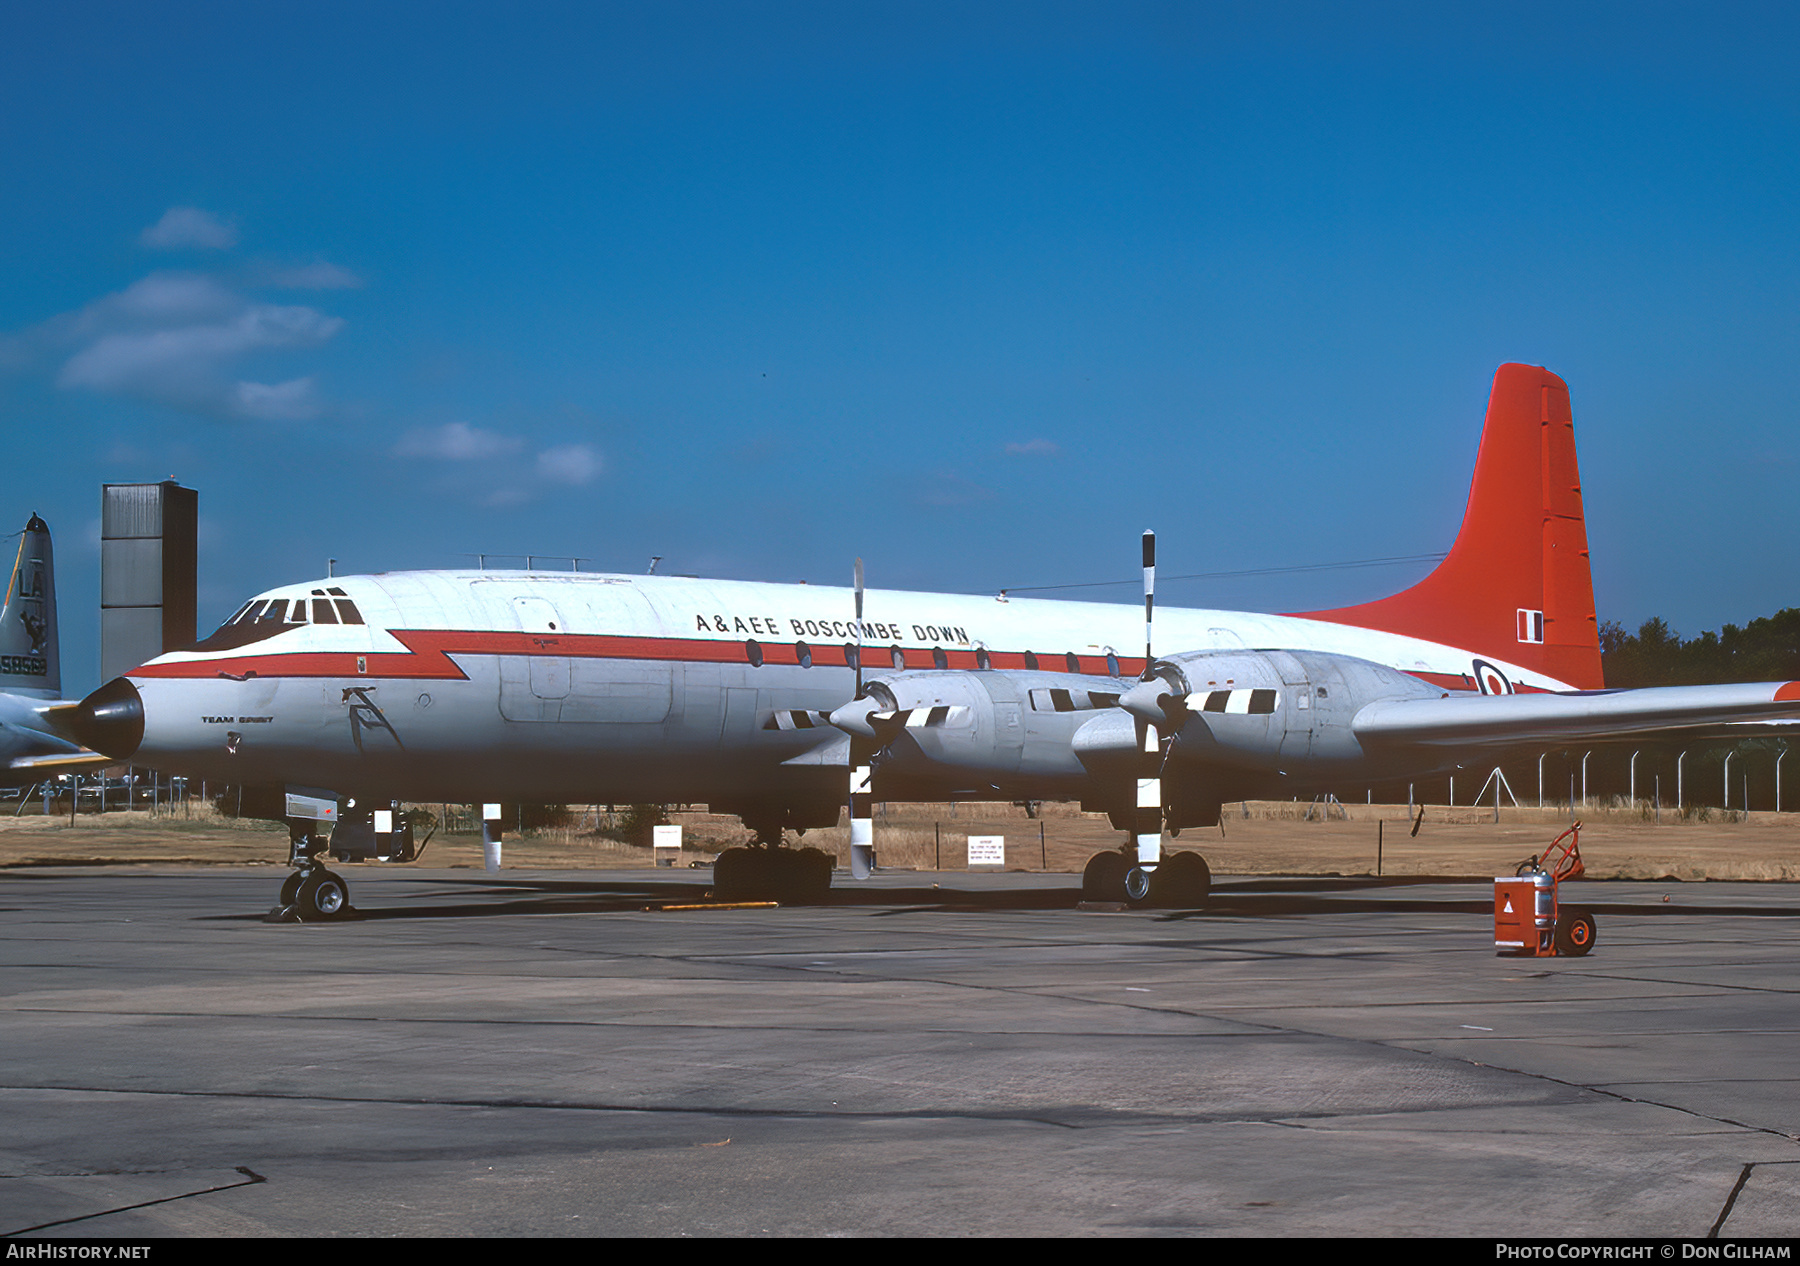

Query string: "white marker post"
[[482, 803, 503, 871], [652, 823, 682, 867]]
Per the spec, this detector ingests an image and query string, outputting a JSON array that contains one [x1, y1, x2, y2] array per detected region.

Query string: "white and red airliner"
[[61, 365, 1800, 916]]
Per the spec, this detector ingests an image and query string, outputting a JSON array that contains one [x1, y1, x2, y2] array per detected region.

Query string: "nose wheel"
[[268, 827, 355, 922], [270, 862, 354, 921]]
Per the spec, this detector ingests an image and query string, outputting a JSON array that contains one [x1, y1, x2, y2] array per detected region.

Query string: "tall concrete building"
[[101, 481, 197, 683]]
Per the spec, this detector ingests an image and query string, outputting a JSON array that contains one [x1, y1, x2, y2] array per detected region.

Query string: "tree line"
[[1601, 609, 1800, 688]]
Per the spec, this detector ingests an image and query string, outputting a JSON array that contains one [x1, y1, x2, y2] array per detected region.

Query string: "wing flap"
[[1355, 681, 1800, 748]]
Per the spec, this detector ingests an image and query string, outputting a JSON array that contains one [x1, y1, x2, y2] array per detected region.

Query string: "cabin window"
[[1105, 651, 1120, 677], [745, 639, 763, 667], [1023, 651, 1039, 670], [795, 641, 812, 668], [975, 647, 991, 671], [932, 646, 948, 670], [1065, 652, 1081, 674], [843, 644, 860, 671], [890, 646, 906, 670]]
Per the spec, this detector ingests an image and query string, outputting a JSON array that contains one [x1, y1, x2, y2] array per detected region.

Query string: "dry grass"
[[0, 797, 1797, 880]]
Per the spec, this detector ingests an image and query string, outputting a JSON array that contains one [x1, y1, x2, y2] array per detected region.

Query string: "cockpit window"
[[191, 597, 309, 652], [335, 599, 364, 625], [312, 598, 340, 624]]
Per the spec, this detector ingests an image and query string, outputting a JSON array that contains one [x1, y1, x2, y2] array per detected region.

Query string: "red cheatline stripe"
[[127, 627, 1529, 694], [127, 628, 1154, 682]]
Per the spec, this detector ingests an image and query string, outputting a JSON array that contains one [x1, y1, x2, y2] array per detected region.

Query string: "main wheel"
[[295, 870, 350, 921], [1082, 850, 1129, 902], [278, 871, 304, 907], [1124, 865, 1153, 905], [712, 847, 758, 901], [1555, 907, 1596, 957], [790, 847, 834, 903], [1151, 850, 1212, 908]]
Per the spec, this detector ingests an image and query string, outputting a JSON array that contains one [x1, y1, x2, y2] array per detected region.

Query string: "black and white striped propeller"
[[1128, 532, 1165, 895], [847, 559, 876, 879]]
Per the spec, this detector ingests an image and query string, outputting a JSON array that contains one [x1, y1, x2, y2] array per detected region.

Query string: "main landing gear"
[[1082, 847, 1212, 908], [711, 825, 834, 904], [270, 825, 355, 922]]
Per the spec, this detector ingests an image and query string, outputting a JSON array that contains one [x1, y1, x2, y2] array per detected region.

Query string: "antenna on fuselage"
[[647, 557, 662, 575]]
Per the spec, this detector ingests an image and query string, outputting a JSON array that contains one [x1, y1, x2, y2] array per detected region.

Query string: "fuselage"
[[98, 568, 1569, 808]]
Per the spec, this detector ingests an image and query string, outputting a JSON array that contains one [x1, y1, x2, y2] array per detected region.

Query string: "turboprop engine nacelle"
[[1090, 647, 1446, 778], [829, 669, 1128, 788]]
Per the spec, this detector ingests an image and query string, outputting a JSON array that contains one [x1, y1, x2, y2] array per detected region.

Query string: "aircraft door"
[[500, 596, 569, 722]]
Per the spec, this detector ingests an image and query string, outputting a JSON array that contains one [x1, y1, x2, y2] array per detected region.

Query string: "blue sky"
[[2, 1, 1796, 692]]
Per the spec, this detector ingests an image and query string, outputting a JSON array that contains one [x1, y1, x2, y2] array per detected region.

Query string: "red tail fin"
[[1297, 364, 1603, 689]]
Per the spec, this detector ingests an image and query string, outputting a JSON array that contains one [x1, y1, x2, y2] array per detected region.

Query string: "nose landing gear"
[[268, 824, 355, 922]]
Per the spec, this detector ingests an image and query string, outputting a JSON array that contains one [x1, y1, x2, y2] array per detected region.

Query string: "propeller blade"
[[853, 557, 865, 698], [1131, 532, 1163, 892], [1142, 529, 1155, 672], [849, 740, 875, 879], [1135, 716, 1163, 868], [849, 557, 873, 877]]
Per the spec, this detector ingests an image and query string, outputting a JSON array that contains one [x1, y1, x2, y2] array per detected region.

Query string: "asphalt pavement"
[[3, 864, 1798, 1237]]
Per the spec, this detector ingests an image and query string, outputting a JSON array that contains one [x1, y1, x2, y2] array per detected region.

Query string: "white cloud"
[[537, 444, 602, 485], [393, 422, 523, 461], [266, 261, 364, 290], [916, 470, 995, 506], [233, 377, 321, 421], [56, 302, 343, 420], [140, 206, 239, 251], [1005, 438, 1061, 457], [0, 268, 347, 422]]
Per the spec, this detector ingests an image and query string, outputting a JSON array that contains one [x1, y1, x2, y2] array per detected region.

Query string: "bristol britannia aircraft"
[[59, 365, 1800, 918]]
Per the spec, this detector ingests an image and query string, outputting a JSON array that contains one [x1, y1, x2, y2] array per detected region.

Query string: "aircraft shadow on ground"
[[196, 872, 1800, 924]]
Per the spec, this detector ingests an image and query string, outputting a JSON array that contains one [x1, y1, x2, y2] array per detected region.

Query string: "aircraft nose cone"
[[66, 677, 144, 761]]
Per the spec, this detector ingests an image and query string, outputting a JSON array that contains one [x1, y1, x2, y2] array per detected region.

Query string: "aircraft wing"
[[1353, 681, 1800, 749]]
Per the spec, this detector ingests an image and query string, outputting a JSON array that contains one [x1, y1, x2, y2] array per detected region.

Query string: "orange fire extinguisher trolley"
[[1494, 823, 1595, 957]]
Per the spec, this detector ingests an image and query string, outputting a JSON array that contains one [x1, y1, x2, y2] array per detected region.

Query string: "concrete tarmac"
[[3, 864, 1799, 1238]]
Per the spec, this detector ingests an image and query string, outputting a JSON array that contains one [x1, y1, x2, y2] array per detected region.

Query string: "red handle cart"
[[1494, 823, 1595, 957]]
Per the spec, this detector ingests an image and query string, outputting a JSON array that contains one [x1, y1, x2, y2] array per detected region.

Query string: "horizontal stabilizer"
[[1354, 682, 1800, 748]]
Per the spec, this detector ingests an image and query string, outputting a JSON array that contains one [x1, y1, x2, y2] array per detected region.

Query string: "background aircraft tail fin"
[[0, 516, 61, 699], [1297, 364, 1604, 689]]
